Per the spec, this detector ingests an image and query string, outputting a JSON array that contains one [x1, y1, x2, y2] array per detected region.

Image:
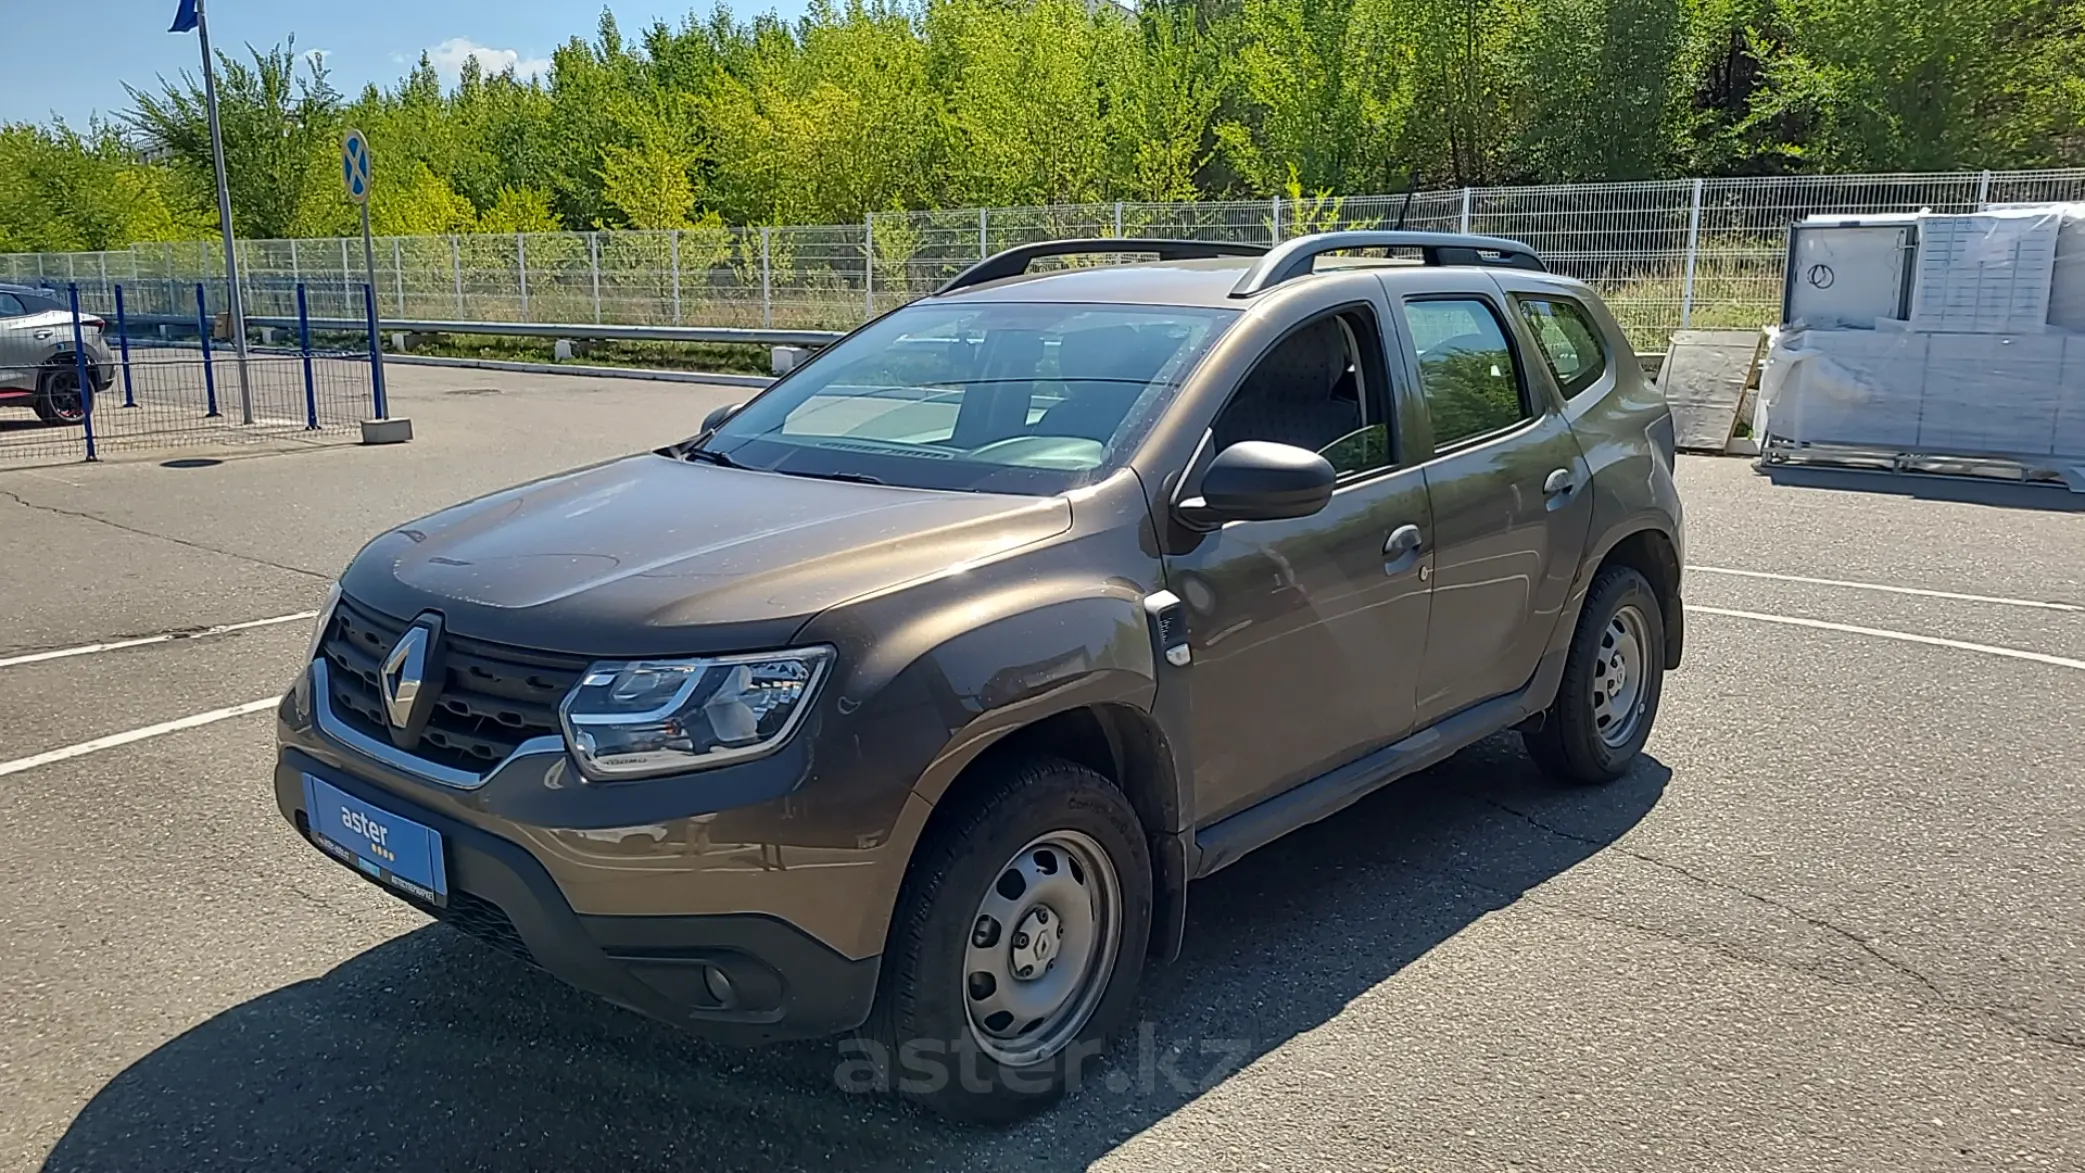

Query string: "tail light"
[[80, 317, 105, 331]]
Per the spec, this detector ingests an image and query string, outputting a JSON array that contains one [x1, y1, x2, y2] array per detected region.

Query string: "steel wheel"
[[962, 829, 1122, 1068], [1591, 603, 1650, 747]]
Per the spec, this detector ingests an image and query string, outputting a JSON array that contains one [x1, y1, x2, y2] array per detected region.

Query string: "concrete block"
[[772, 346, 810, 375], [554, 338, 578, 361], [359, 417, 414, 445], [258, 326, 280, 345], [390, 332, 412, 352]]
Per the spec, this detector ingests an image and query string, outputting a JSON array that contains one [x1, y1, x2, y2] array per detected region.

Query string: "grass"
[[383, 333, 776, 377]]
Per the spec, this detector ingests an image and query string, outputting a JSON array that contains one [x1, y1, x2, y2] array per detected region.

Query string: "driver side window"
[[1208, 308, 1394, 479]]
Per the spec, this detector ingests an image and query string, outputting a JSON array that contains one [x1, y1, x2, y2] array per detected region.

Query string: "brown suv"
[[274, 231, 1685, 1123]]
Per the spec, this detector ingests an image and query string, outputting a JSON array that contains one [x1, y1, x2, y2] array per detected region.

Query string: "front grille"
[[320, 596, 588, 776], [435, 892, 537, 965]]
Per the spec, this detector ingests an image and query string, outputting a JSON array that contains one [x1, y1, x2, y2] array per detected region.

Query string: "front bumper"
[[277, 748, 881, 1043]]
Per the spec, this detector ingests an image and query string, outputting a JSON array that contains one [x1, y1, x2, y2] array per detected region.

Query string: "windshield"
[[699, 301, 1237, 494]]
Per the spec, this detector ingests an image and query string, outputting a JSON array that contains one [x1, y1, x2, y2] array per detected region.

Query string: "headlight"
[[306, 581, 343, 664], [559, 647, 833, 779]]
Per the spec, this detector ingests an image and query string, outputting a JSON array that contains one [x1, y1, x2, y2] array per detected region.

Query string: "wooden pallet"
[[1657, 329, 1768, 453]]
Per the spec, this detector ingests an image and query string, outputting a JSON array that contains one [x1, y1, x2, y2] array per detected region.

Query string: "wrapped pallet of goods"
[[1759, 202, 2085, 487]]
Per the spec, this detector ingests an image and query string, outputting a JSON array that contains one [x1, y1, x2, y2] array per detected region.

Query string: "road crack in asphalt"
[[0, 489, 331, 582], [1480, 796, 1947, 999], [1465, 798, 2085, 1055]]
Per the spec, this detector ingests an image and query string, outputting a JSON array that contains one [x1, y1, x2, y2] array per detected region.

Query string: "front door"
[[1391, 284, 1593, 726], [0, 293, 32, 392], [1163, 306, 1435, 827]]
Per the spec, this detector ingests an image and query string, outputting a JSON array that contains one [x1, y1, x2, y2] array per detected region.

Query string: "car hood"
[[339, 453, 1072, 656]]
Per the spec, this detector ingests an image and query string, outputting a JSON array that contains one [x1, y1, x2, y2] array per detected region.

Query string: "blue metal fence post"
[[362, 283, 388, 420], [195, 283, 220, 417], [67, 285, 98, 462], [113, 284, 136, 408], [297, 283, 319, 430]]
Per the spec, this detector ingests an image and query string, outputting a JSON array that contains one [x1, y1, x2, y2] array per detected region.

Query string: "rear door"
[[1383, 271, 1594, 727]]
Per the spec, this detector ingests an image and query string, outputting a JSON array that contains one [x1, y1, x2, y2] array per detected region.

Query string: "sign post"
[[172, 0, 253, 424], [343, 129, 408, 443]]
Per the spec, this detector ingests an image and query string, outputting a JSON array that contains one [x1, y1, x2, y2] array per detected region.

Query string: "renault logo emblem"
[[379, 615, 445, 748], [381, 627, 429, 728]]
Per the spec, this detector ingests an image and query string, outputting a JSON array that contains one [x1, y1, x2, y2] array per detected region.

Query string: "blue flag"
[[170, 0, 198, 32]]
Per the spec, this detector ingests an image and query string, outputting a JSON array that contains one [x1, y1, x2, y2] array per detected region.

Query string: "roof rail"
[[936, 238, 1270, 295], [1228, 231, 1545, 297]]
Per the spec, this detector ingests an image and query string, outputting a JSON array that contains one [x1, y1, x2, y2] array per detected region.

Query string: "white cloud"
[[425, 37, 551, 83]]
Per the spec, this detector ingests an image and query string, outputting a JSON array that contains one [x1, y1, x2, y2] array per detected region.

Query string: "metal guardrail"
[[124, 313, 844, 349]]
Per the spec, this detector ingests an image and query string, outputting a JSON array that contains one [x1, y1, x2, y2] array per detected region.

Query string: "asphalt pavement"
[[2, 369, 2081, 1172]]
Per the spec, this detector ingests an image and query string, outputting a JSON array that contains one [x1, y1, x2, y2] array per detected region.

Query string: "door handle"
[[1543, 468, 1575, 496], [1383, 524, 1425, 577], [32, 330, 53, 340]]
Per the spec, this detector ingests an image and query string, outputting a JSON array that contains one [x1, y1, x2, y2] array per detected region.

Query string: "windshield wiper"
[[681, 446, 744, 469], [683, 445, 883, 485], [777, 469, 885, 485]]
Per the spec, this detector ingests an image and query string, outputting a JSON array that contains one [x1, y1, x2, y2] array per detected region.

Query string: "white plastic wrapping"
[[1763, 203, 2085, 463], [2052, 209, 2085, 333], [1762, 326, 2085, 458], [1907, 207, 2063, 334]]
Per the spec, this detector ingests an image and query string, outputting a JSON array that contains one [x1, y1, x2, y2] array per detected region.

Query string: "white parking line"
[[0, 612, 318, 670], [1693, 605, 2085, 671], [0, 697, 281, 778], [1690, 566, 2085, 613]]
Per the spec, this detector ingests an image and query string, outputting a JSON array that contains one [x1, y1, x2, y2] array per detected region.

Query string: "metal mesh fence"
[[0, 283, 378, 469], [7, 168, 2085, 353]]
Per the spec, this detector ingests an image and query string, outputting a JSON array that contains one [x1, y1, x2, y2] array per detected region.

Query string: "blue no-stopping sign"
[[342, 129, 372, 203]]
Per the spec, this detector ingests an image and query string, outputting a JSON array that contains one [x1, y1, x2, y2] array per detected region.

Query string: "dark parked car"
[[275, 232, 1685, 1122], [0, 283, 115, 425]]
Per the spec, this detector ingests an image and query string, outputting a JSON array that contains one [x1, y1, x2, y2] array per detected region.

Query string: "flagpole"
[[193, 0, 254, 425]]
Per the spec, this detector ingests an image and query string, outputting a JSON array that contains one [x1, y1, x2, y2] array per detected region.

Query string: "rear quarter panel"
[[1495, 273, 1683, 567]]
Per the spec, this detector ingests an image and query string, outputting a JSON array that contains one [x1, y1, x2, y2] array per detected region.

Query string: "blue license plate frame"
[[302, 774, 449, 906]]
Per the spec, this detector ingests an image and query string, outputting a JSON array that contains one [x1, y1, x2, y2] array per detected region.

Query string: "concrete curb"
[[377, 352, 775, 389]]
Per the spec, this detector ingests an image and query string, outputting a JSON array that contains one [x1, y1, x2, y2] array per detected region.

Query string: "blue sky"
[[5, 1, 807, 128]]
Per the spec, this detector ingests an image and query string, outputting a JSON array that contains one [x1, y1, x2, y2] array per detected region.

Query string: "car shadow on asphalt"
[[41, 737, 1668, 1173]]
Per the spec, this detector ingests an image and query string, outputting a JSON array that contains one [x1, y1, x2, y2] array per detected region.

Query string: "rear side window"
[[1401, 298, 1531, 449], [0, 294, 24, 317], [1517, 297, 1608, 398]]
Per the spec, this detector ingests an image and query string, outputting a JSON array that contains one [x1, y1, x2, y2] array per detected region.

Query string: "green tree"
[[1109, 8, 1228, 201], [931, 0, 1134, 206], [599, 121, 700, 229], [476, 186, 563, 233], [1507, 0, 1688, 181], [371, 162, 480, 235], [125, 41, 342, 240], [1215, 0, 1370, 194], [1748, 0, 2083, 170], [0, 121, 207, 252]]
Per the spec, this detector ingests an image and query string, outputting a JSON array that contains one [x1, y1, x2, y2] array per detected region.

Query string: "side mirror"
[[1176, 441, 1336, 528], [701, 402, 743, 434]]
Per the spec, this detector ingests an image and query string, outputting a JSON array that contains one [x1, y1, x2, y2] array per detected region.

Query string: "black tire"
[[1524, 565, 1665, 785], [33, 366, 85, 426], [859, 755, 1151, 1124]]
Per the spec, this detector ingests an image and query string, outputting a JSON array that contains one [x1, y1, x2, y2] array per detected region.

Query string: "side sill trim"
[[1192, 682, 1538, 879]]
